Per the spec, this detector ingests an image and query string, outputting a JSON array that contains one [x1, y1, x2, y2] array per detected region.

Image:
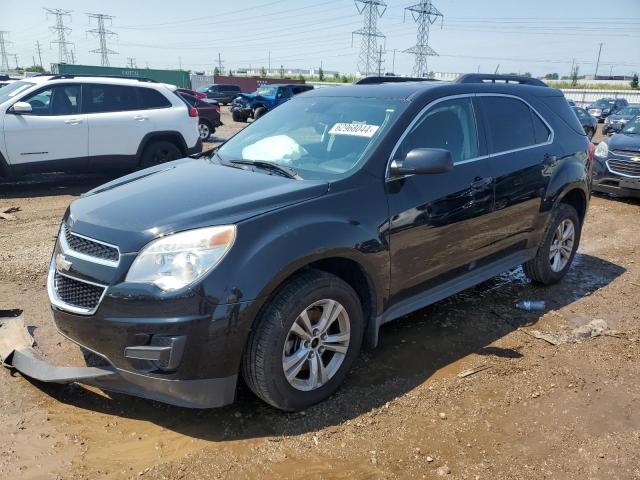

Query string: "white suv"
[[0, 75, 201, 178]]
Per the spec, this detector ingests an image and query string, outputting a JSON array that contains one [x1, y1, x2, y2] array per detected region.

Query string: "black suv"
[[196, 84, 242, 105], [587, 97, 628, 122], [4, 74, 593, 411]]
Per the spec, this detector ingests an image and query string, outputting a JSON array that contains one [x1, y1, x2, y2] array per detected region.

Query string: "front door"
[[386, 96, 496, 306], [3, 84, 88, 168]]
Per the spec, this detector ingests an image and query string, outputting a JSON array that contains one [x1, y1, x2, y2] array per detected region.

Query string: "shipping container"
[[190, 75, 305, 93], [51, 64, 191, 88]]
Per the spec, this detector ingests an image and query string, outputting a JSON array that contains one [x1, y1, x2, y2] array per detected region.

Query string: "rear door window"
[[480, 96, 549, 153], [84, 84, 140, 113]]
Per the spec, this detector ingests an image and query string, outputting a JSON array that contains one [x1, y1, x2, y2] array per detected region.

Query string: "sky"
[[1, 0, 639, 78]]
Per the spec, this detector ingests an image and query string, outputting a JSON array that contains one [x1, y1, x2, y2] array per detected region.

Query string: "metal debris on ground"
[[457, 364, 492, 378]]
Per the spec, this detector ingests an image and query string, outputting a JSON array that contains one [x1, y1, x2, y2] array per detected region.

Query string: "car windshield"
[[257, 86, 277, 96], [618, 107, 640, 116], [217, 96, 405, 180], [590, 100, 615, 108], [0, 81, 35, 105], [621, 117, 640, 134]]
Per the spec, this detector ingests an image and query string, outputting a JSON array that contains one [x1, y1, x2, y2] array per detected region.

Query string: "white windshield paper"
[[241, 135, 307, 163], [329, 123, 380, 138]]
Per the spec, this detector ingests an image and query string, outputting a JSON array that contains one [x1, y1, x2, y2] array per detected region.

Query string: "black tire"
[[232, 110, 246, 123], [586, 127, 594, 140], [139, 140, 182, 169], [253, 106, 267, 120], [242, 270, 364, 411], [522, 203, 581, 285]]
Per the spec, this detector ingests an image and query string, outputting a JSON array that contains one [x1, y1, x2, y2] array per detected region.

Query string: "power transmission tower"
[[0, 31, 12, 72], [12, 54, 19, 69], [403, 0, 443, 77], [376, 44, 385, 76], [352, 0, 386, 76], [45, 8, 74, 64], [86, 13, 117, 67], [218, 52, 224, 74], [35, 40, 44, 68]]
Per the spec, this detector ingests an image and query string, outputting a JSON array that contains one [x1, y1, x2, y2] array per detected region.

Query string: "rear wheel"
[[139, 140, 182, 169], [523, 203, 581, 285], [242, 270, 364, 411], [232, 110, 247, 123], [198, 121, 212, 141], [254, 106, 267, 120]]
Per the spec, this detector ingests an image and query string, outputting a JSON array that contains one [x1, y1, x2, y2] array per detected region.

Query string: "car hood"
[[67, 157, 328, 253], [607, 134, 640, 153]]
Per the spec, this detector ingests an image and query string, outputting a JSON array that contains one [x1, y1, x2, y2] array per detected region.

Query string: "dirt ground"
[[0, 114, 639, 480]]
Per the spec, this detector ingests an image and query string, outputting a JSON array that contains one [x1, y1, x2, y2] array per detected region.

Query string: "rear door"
[[387, 96, 496, 305], [476, 94, 553, 257], [3, 83, 87, 168], [84, 84, 158, 169]]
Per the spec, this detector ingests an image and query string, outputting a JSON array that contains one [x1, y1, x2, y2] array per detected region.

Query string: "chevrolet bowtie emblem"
[[55, 253, 72, 272]]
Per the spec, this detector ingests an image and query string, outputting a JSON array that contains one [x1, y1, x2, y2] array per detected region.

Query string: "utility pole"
[[179, 56, 182, 70], [268, 51, 271, 73], [12, 54, 18, 70], [376, 44, 384, 76], [35, 40, 44, 68], [70, 49, 75, 64], [86, 13, 117, 67], [391, 48, 396, 74], [218, 52, 223, 74], [594, 42, 604, 78], [0, 31, 11, 72], [126, 57, 136, 68], [403, 0, 443, 78], [45, 8, 73, 64], [352, 0, 387, 76]]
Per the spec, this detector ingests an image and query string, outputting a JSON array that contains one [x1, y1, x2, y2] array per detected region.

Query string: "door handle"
[[64, 118, 82, 125], [470, 177, 493, 189], [133, 115, 149, 121]]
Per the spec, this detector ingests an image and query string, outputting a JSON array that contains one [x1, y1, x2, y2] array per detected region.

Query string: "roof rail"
[[456, 74, 547, 87], [356, 76, 439, 85], [41, 74, 159, 83]]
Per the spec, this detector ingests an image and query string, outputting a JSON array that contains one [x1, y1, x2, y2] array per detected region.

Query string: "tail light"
[[188, 106, 198, 117]]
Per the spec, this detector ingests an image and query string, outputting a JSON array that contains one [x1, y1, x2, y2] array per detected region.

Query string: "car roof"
[[304, 80, 556, 101], [23, 75, 172, 89]]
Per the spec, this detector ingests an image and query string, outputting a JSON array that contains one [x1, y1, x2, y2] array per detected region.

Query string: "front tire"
[[198, 121, 212, 141], [253, 106, 267, 120], [242, 270, 364, 411], [139, 140, 182, 169], [523, 203, 581, 285]]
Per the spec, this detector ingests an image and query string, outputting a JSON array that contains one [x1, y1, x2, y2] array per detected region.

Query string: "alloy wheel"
[[549, 218, 575, 272], [198, 123, 210, 140], [282, 299, 351, 391]]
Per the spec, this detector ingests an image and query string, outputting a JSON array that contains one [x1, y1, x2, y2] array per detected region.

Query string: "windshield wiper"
[[229, 159, 301, 180]]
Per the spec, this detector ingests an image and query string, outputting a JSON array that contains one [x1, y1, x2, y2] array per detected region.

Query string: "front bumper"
[[187, 137, 203, 156], [592, 155, 640, 198]]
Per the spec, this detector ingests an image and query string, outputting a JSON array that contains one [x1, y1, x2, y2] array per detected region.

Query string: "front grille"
[[612, 150, 640, 157], [54, 272, 105, 310], [63, 225, 119, 262], [607, 159, 640, 178]]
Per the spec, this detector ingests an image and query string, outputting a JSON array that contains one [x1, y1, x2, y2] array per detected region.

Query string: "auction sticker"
[[329, 123, 380, 138]]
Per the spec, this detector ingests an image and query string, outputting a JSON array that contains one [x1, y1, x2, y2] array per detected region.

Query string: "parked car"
[[0, 75, 18, 88], [196, 84, 242, 105], [175, 87, 206, 100], [587, 97, 628, 122], [176, 91, 222, 141], [231, 83, 313, 122], [602, 105, 640, 135], [592, 116, 640, 198], [3, 74, 592, 412], [572, 106, 597, 139], [0, 75, 201, 178]]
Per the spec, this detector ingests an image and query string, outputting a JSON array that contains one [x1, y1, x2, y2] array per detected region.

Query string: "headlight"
[[126, 225, 236, 291], [602, 109, 610, 114], [605, 117, 611, 124], [594, 142, 608, 158]]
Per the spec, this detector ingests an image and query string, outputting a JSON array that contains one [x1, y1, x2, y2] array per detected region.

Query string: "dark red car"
[[177, 92, 222, 141], [176, 87, 207, 100]]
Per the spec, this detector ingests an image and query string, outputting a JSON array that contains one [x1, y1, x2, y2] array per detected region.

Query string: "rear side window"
[[139, 88, 171, 109], [84, 84, 139, 113], [225, 85, 240, 92], [532, 110, 551, 144], [398, 97, 479, 164], [480, 97, 541, 153]]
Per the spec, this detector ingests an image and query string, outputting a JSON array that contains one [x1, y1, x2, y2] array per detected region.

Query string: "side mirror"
[[10, 101, 32, 114], [390, 148, 453, 176]]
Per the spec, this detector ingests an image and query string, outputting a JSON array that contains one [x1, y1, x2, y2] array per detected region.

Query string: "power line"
[[86, 13, 117, 67], [0, 31, 12, 72], [352, 0, 386, 76], [45, 8, 74, 64], [403, 0, 443, 77]]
